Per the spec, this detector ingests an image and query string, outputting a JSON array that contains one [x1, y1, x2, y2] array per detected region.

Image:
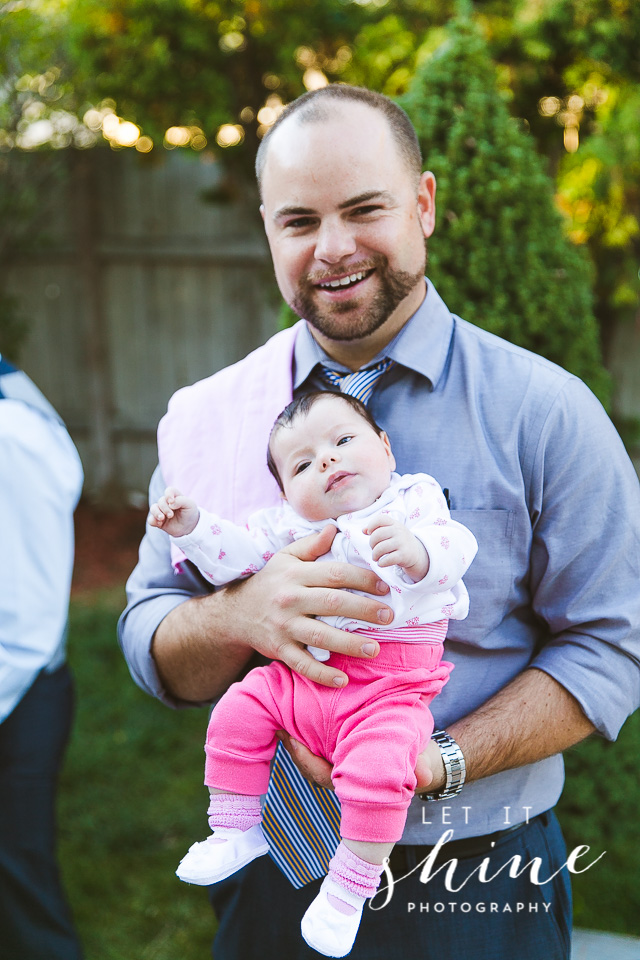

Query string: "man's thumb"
[[286, 524, 338, 562]]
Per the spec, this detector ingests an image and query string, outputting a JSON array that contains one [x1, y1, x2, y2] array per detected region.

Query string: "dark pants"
[[209, 810, 572, 959], [0, 665, 83, 960]]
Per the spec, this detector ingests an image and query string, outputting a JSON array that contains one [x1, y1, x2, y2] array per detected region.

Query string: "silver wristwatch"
[[421, 729, 466, 802]]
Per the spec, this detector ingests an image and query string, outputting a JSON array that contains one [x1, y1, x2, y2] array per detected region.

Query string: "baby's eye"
[[337, 435, 353, 446], [294, 461, 310, 475]]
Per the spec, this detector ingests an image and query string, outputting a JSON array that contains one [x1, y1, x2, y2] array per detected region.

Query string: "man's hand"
[[364, 514, 430, 582], [414, 737, 446, 795], [276, 729, 446, 795], [152, 524, 393, 700], [224, 524, 393, 689]]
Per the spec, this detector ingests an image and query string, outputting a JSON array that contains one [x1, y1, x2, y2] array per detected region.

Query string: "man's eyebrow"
[[273, 190, 395, 221], [338, 190, 395, 210], [273, 205, 315, 220]]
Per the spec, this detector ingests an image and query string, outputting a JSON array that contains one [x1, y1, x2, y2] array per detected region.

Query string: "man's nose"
[[314, 219, 357, 263]]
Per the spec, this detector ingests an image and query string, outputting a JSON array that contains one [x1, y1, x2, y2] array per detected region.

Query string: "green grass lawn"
[[59, 589, 640, 957], [60, 589, 216, 960]]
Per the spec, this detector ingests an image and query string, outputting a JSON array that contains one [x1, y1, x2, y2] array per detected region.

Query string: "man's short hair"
[[255, 85, 422, 195], [266, 390, 384, 491]]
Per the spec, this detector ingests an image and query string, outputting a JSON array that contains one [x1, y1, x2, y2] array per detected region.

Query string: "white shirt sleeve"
[[402, 476, 478, 593], [0, 401, 83, 723], [171, 504, 295, 585]]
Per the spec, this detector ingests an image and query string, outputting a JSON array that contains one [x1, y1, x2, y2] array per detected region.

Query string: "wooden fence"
[[4, 147, 280, 499], [4, 147, 639, 498]]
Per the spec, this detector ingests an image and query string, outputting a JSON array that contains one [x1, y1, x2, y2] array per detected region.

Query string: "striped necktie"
[[319, 357, 396, 405], [262, 356, 394, 888]]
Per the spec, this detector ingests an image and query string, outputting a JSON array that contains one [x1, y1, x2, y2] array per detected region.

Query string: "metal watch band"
[[420, 729, 466, 802]]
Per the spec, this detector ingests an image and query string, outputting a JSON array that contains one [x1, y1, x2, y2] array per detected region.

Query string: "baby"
[[149, 391, 477, 958]]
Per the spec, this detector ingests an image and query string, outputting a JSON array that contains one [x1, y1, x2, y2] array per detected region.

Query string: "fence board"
[[4, 147, 280, 497]]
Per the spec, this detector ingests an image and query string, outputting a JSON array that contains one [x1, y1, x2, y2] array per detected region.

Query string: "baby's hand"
[[364, 514, 430, 582], [148, 486, 200, 538]]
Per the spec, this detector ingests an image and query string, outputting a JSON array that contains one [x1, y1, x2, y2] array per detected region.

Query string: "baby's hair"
[[266, 391, 384, 491]]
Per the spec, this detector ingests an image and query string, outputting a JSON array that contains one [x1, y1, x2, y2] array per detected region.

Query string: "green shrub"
[[401, 13, 610, 406]]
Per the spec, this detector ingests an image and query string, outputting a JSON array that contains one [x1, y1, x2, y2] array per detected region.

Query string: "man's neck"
[[307, 280, 427, 371]]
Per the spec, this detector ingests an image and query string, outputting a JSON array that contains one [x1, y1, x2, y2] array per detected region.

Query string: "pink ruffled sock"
[[327, 842, 385, 915], [207, 793, 262, 833]]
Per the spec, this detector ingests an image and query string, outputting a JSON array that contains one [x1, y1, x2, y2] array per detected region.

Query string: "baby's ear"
[[380, 431, 396, 471]]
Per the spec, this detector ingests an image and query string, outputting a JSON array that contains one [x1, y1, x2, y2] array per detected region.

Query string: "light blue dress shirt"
[[0, 383, 83, 724], [119, 280, 640, 842]]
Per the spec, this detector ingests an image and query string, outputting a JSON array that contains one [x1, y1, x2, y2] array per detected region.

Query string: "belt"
[[389, 813, 545, 873]]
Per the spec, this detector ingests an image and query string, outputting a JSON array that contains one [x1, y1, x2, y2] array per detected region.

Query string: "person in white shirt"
[[0, 356, 84, 960]]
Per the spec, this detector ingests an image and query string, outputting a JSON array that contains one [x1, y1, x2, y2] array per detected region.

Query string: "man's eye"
[[337, 436, 353, 446], [286, 217, 314, 229], [294, 461, 310, 474], [353, 205, 380, 216]]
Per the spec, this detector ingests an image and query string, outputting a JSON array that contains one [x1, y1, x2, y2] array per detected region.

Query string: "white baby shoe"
[[176, 824, 269, 885], [300, 875, 366, 958]]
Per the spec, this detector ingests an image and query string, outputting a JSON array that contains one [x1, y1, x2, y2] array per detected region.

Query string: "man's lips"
[[325, 471, 354, 492]]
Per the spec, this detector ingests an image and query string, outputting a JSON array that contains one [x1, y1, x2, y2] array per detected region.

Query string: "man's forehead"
[[261, 102, 398, 188]]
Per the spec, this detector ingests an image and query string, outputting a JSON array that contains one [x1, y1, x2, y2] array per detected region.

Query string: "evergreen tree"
[[401, 9, 610, 404]]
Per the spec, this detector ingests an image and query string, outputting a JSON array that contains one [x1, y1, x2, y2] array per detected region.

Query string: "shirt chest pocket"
[[449, 509, 515, 643]]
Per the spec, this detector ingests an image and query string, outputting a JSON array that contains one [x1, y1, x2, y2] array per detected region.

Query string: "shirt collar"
[[292, 278, 454, 390]]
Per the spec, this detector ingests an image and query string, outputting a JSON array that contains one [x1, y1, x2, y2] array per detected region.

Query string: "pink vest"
[[157, 322, 303, 567]]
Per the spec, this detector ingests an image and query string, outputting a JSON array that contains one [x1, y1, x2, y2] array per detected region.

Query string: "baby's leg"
[[300, 839, 391, 958], [302, 667, 434, 955], [177, 665, 293, 886]]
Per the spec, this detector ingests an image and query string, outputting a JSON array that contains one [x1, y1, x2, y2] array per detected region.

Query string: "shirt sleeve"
[[171, 506, 291, 586], [0, 402, 83, 724], [118, 465, 215, 707], [527, 378, 640, 740], [402, 476, 478, 593]]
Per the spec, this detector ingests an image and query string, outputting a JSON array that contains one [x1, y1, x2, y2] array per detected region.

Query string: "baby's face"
[[270, 396, 396, 521]]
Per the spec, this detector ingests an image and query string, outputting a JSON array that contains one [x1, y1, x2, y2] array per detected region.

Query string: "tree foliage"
[[1, 0, 637, 382], [401, 12, 610, 403]]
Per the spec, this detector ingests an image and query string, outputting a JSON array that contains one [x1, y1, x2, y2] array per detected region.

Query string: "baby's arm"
[[148, 486, 200, 538], [363, 515, 430, 582], [170, 503, 297, 587]]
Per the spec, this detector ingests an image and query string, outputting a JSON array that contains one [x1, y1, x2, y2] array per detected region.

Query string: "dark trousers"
[[0, 665, 83, 960], [209, 810, 572, 959]]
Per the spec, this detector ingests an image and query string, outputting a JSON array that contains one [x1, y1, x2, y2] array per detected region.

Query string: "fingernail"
[[289, 738, 300, 751], [376, 580, 389, 594], [362, 642, 377, 657], [333, 676, 347, 687], [378, 609, 393, 624]]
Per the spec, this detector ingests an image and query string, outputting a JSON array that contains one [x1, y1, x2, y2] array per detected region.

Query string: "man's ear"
[[417, 171, 436, 239], [259, 203, 266, 223]]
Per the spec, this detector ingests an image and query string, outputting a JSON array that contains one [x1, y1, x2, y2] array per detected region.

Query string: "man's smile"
[[316, 269, 375, 292]]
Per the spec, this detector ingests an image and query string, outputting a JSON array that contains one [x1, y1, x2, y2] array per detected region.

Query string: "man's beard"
[[290, 253, 426, 343]]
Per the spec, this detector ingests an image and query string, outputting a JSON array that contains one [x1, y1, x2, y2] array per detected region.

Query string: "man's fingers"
[[282, 524, 339, 563], [290, 586, 392, 627], [415, 738, 445, 795], [273, 623, 381, 686], [285, 556, 390, 597], [277, 731, 334, 790]]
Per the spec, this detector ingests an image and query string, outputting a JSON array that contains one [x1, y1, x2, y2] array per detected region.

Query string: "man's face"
[[270, 395, 396, 522], [260, 102, 436, 350]]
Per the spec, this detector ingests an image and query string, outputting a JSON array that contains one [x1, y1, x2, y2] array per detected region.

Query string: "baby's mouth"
[[326, 471, 354, 492]]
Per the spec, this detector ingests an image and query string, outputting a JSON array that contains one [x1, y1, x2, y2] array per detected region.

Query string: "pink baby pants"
[[204, 638, 452, 844]]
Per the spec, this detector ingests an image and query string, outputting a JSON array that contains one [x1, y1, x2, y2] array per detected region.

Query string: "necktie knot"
[[320, 357, 395, 405]]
